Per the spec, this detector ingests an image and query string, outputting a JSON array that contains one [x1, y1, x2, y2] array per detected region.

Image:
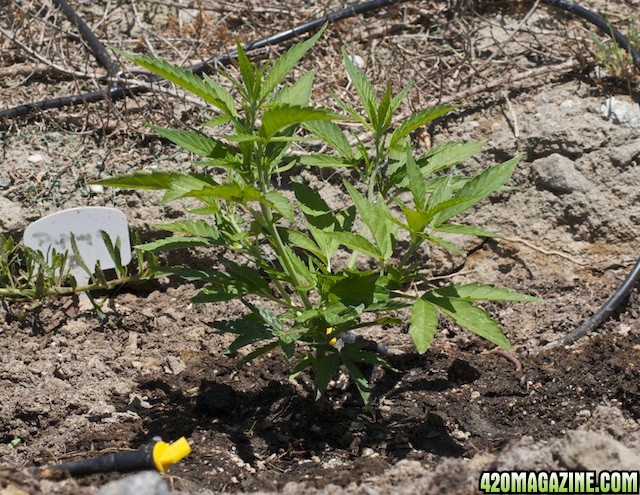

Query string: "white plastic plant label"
[[23, 207, 131, 286]]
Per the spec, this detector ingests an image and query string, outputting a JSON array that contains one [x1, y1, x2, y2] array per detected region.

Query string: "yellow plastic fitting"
[[326, 327, 337, 346], [152, 437, 191, 472]]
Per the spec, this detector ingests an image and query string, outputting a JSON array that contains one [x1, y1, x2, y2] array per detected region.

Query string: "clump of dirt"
[[1, 1, 639, 494]]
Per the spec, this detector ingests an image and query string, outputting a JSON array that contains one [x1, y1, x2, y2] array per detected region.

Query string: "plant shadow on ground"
[[124, 351, 467, 490], [99, 313, 640, 493]]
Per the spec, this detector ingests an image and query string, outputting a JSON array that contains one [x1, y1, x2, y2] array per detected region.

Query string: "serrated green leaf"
[[298, 154, 354, 168], [390, 105, 456, 149], [165, 178, 262, 204], [260, 105, 337, 140], [432, 156, 519, 225], [314, 352, 341, 400], [281, 228, 326, 263], [92, 171, 180, 190], [70, 234, 93, 282], [153, 220, 219, 239], [223, 261, 271, 294], [332, 92, 372, 130], [302, 120, 354, 160], [405, 148, 426, 208], [419, 233, 464, 254], [344, 182, 396, 260], [389, 80, 413, 113], [290, 355, 314, 380], [376, 82, 394, 131], [329, 231, 380, 259], [211, 317, 272, 350], [433, 223, 499, 238], [203, 114, 233, 128], [343, 49, 377, 126], [137, 236, 213, 252], [99, 231, 124, 276], [308, 227, 339, 269], [293, 181, 335, 230], [262, 25, 325, 101], [235, 41, 259, 100], [162, 174, 216, 203], [425, 175, 454, 213], [424, 293, 512, 349], [326, 272, 393, 307], [342, 346, 398, 371], [263, 191, 294, 221], [409, 298, 438, 354], [193, 285, 247, 302], [115, 49, 236, 116], [271, 70, 316, 107], [148, 124, 238, 160], [434, 283, 539, 302], [401, 206, 431, 233], [421, 140, 485, 175]]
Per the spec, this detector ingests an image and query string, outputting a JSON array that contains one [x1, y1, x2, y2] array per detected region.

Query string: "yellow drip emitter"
[[153, 437, 192, 472], [40, 436, 192, 478], [326, 327, 337, 346]]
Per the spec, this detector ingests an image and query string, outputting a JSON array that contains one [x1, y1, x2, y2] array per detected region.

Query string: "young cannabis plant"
[[96, 27, 536, 403]]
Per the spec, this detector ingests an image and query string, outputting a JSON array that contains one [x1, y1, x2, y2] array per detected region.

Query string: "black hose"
[[51, 0, 119, 76], [534, 0, 640, 351], [0, 0, 401, 120], [540, 259, 640, 351], [541, 0, 640, 68]]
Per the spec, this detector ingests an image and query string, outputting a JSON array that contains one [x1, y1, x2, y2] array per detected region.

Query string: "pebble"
[[89, 184, 104, 194], [361, 447, 375, 457], [0, 171, 11, 188], [27, 153, 44, 163]]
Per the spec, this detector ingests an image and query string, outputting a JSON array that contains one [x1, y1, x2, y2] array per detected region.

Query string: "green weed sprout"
[[95, 27, 536, 403], [0, 231, 157, 307]]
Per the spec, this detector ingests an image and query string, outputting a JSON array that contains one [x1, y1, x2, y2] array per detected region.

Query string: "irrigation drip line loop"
[[1, 0, 638, 351], [0, 0, 401, 120]]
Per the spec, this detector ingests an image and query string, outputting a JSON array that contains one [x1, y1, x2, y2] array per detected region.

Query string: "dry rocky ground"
[[1, 1, 639, 494]]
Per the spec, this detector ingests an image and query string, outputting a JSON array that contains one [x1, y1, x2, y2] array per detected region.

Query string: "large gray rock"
[[95, 471, 170, 495], [531, 153, 593, 195]]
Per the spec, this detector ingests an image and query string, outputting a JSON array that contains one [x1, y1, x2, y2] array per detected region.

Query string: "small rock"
[[0, 196, 27, 232], [95, 471, 170, 495], [348, 53, 365, 69], [559, 99, 574, 110], [531, 153, 592, 195], [0, 171, 11, 188], [609, 140, 640, 168], [361, 447, 375, 457], [166, 355, 186, 375], [601, 96, 640, 132], [27, 153, 44, 163], [89, 184, 104, 194]]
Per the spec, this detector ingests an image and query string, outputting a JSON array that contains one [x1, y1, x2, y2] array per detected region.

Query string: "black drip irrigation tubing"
[[1, 0, 639, 352], [0, 0, 398, 120]]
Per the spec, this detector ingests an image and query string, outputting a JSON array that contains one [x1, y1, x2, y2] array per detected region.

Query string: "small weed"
[[590, 23, 640, 91], [95, 27, 537, 404], [0, 231, 158, 305]]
